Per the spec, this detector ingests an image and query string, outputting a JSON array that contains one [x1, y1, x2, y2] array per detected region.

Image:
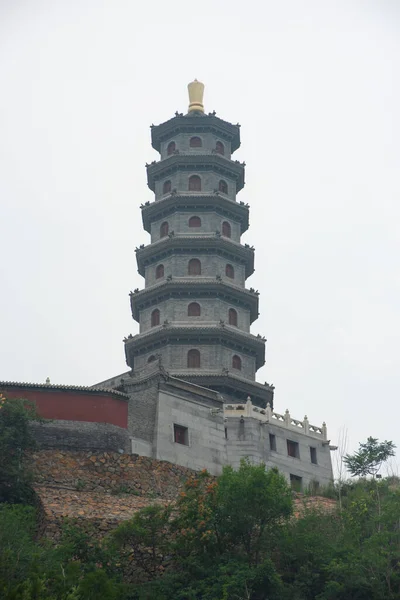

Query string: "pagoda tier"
[[150, 113, 241, 153], [130, 278, 260, 324], [141, 194, 250, 234], [135, 235, 255, 278], [146, 154, 245, 194]]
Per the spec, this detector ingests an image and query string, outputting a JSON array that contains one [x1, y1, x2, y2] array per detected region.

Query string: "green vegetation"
[[1, 394, 399, 599], [0, 393, 41, 504]]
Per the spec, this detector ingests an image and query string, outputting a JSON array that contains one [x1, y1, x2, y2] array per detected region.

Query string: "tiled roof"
[[0, 381, 129, 399]]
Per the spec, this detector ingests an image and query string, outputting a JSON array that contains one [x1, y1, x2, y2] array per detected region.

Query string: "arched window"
[[160, 221, 169, 238], [216, 141, 225, 155], [167, 141, 176, 155], [225, 264, 234, 279], [218, 180, 228, 194], [189, 216, 201, 228], [187, 349, 200, 368], [190, 136, 202, 148], [222, 221, 231, 238], [163, 180, 172, 194], [188, 302, 201, 316], [148, 355, 156, 363], [151, 309, 160, 327], [232, 355, 242, 370], [189, 175, 201, 191], [156, 264, 164, 279], [188, 258, 201, 276], [228, 308, 238, 326]]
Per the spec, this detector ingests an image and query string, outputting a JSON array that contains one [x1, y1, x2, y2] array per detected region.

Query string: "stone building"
[[95, 81, 335, 489]]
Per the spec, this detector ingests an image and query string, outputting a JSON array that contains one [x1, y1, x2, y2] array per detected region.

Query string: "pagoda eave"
[[130, 279, 260, 323]]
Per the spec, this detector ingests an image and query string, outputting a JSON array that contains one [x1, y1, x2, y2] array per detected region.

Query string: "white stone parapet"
[[224, 398, 328, 441]]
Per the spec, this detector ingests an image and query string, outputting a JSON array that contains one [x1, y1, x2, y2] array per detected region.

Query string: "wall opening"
[[151, 309, 160, 327], [287, 440, 300, 459], [167, 141, 176, 155], [188, 258, 201, 275], [310, 447, 318, 464], [187, 349, 200, 368], [174, 424, 189, 445], [189, 216, 201, 227], [225, 264, 234, 279], [188, 302, 201, 316], [189, 175, 201, 191], [190, 136, 202, 148], [290, 474, 302, 492], [156, 264, 164, 279]]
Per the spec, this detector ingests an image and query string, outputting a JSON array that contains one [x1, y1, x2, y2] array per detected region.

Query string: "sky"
[[1, 0, 399, 471]]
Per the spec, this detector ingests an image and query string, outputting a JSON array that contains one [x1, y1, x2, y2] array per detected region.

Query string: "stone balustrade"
[[224, 398, 327, 440]]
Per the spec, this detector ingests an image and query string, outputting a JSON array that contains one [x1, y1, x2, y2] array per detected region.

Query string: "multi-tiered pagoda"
[[125, 80, 274, 408]]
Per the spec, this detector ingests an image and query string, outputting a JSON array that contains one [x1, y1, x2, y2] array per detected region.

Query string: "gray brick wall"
[[160, 132, 232, 160], [155, 387, 227, 475], [155, 171, 236, 202], [125, 378, 159, 453], [139, 298, 251, 333], [30, 420, 130, 452], [145, 255, 246, 287], [150, 212, 241, 243]]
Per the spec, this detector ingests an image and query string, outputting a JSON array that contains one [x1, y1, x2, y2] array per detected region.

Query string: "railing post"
[[303, 415, 309, 435], [246, 396, 252, 416], [322, 422, 327, 440], [284, 409, 290, 427]]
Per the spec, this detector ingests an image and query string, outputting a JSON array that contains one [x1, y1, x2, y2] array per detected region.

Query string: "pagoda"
[[125, 81, 274, 408]]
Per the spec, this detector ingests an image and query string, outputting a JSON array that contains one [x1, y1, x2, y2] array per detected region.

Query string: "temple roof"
[[0, 380, 129, 399]]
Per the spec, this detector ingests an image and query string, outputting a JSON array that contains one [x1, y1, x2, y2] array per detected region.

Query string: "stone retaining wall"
[[30, 450, 336, 541], [31, 450, 196, 539]]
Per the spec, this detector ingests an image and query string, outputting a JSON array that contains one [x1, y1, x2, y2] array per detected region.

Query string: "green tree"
[[344, 436, 396, 478], [118, 460, 292, 599], [0, 394, 42, 504]]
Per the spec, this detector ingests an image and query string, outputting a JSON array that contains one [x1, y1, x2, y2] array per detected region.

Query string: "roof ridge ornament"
[[188, 79, 205, 114]]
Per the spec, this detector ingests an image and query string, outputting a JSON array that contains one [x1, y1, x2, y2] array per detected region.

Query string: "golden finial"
[[188, 79, 204, 113]]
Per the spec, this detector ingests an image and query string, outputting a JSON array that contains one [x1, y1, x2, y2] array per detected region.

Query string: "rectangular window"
[[287, 440, 300, 458], [310, 447, 317, 464], [225, 427, 228, 439], [269, 433, 277, 452], [174, 424, 189, 446], [290, 474, 302, 492]]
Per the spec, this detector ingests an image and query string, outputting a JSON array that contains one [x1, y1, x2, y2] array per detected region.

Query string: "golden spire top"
[[187, 79, 205, 113]]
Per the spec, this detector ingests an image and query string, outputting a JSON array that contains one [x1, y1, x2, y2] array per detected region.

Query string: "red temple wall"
[[1, 387, 128, 429]]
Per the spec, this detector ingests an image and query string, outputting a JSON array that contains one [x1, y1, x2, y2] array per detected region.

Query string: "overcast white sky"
[[1, 0, 399, 468]]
